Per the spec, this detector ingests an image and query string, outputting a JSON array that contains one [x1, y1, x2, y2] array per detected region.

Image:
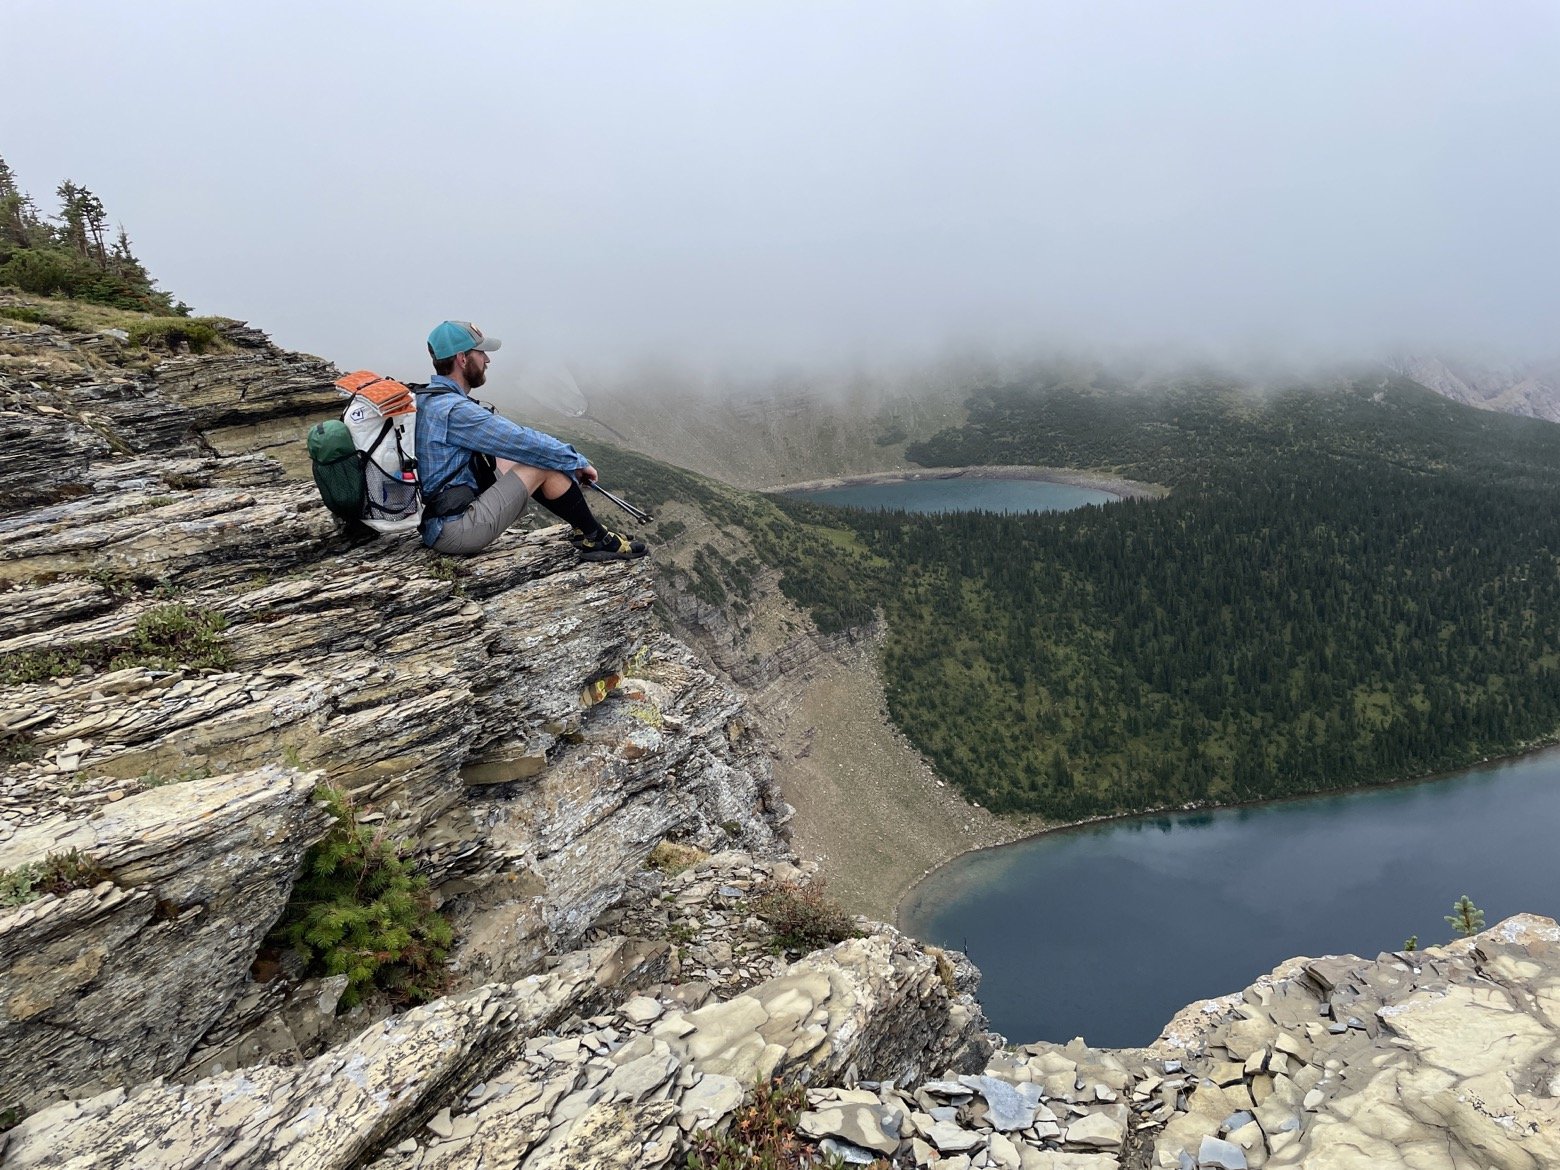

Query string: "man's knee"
[[497, 463, 574, 499]]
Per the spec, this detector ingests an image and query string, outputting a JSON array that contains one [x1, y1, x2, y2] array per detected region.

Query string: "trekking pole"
[[588, 480, 654, 524]]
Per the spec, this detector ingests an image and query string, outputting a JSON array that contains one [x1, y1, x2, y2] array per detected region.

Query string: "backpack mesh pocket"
[[363, 459, 419, 522]]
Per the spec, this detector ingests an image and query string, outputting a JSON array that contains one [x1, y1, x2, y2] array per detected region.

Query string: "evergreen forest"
[[612, 369, 1560, 823], [865, 373, 1560, 818], [0, 155, 183, 313]]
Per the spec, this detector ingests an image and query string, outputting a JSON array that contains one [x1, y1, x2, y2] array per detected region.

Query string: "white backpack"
[[334, 371, 422, 535]]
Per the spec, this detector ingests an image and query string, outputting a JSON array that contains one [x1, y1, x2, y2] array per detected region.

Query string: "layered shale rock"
[[7, 305, 1560, 1170], [0, 311, 794, 1119], [2, 922, 983, 1170], [0, 307, 340, 503], [0, 767, 329, 1110], [1, 937, 672, 1170], [24, 911, 1555, 1169], [1144, 912, 1560, 1170]]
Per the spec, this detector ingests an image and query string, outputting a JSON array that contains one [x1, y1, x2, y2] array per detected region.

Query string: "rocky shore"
[[764, 465, 1167, 502], [4, 306, 1560, 1169]]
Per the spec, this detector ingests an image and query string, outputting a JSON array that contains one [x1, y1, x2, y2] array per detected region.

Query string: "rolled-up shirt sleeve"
[[446, 397, 588, 472]]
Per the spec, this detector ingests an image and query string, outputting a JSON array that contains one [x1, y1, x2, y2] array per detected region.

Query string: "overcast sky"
[[7, 1, 1558, 378]]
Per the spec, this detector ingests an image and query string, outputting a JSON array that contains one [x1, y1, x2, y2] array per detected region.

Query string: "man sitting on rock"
[[417, 320, 648, 561]]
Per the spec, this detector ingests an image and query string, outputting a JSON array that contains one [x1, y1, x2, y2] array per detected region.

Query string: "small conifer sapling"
[[1445, 895, 1485, 939]]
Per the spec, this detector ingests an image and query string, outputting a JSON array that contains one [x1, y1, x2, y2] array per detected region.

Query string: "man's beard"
[[467, 363, 487, 389]]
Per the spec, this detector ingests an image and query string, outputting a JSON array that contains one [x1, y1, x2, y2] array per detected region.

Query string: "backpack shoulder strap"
[[364, 416, 396, 459]]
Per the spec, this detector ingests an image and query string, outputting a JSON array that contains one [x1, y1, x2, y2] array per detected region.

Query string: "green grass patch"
[[0, 603, 232, 684], [0, 292, 227, 341], [0, 849, 114, 907]]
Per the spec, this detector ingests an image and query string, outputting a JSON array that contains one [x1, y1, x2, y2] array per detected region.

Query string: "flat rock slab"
[[1197, 1135, 1248, 1169], [926, 1119, 984, 1153], [798, 1104, 899, 1155], [960, 1074, 1044, 1131], [1065, 1110, 1126, 1149], [677, 1073, 744, 1132], [619, 996, 663, 1025]]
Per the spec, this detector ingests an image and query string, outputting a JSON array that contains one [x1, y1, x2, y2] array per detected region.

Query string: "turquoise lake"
[[786, 477, 1117, 513], [901, 748, 1560, 1048], [787, 473, 1559, 1048]]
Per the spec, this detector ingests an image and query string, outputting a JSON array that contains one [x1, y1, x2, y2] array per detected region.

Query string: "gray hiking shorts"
[[430, 471, 531, 556]]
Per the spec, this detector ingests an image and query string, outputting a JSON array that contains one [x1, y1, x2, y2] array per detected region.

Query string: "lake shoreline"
[[763, 464, 1167, 501], [894, 736, 1560, 934]]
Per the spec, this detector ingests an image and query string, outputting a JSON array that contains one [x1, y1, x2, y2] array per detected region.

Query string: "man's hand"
[[577, 464, 599, 485]]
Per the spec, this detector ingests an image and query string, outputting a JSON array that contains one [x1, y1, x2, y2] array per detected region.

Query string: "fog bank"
[[7, 1, 1558, 375]]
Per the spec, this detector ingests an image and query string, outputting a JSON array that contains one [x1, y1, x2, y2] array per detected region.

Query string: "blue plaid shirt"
[[416, 375, 588, 546]]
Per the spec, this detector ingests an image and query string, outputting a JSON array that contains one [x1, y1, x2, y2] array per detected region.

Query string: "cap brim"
[[472, 336, 501, 352]]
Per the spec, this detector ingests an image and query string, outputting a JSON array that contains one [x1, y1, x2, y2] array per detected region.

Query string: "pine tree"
[[54, 180, 89, 255], [79, 188, 109, 264], [1445, 895, 1485, 939], [268, 786, 452, 1008], [0, 155, 35, 249]]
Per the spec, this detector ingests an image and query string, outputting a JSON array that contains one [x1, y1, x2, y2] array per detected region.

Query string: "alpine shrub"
[[0, 866, 35, 908], [749, 879, 863, 955], [0, 849, 113, 907], [0, 602, 231, 684], [684, 1078, 870, 1170], [111, 603, 232, 672], [269, 786, 452, 1009], [125, 316, 222, 354]]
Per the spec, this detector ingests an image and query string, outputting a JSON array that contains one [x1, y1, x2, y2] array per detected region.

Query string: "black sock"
[[537, 480, 603, 538]]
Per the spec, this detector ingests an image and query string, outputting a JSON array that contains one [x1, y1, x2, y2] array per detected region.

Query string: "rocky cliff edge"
[[3, 308, 1560, 1170]]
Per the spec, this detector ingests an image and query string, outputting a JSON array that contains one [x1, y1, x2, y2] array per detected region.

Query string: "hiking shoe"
[[578, 529, 649, 562], [566, 527, 590, 548]]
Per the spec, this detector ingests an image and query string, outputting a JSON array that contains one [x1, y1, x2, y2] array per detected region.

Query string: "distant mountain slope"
[[1390, 354, 1560, 422], [493, 362, 976, 490], [908, 369, 1560, 487]]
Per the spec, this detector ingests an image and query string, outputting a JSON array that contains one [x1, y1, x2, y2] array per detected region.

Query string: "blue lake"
[[787, 477, 1117, 514], [901, 747, 1560, 1048]]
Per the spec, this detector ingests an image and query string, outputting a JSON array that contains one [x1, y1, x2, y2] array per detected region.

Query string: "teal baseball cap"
[[427, 320, 502, 361]]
